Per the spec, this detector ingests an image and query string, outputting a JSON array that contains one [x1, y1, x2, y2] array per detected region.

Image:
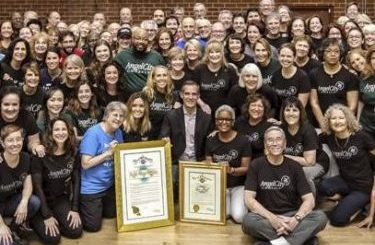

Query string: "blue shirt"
[[80, 123, 124, 194]]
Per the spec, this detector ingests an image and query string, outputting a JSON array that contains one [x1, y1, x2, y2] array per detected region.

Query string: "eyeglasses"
[[216, 118, 234, 123], [324, 49, 340, 55]]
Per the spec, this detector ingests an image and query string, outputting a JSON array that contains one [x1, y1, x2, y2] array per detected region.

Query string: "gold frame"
[[179, 161, 226, 225], [114, 140, 174, 232]]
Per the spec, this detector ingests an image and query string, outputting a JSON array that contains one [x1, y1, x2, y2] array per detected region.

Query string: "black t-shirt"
[[297, 58, 321, 76], [0, 62, 24, 87], [95, 87, 129, 109], [234, 117, 273, 159], [257, 58, 281, 86], [21, 86, 45, 119], [172, 69, 193, 95], [206, 133, 252, 188], [245, 156, 311, 214], [320, 131, 375, 193], [310, 65, 359, 113], [228, 85, 278, 117], [265, 36, 289, 50], [58, 83, 76, 104], [0, 152, 31, 205], [0, 110, 39, 152], [225, 54, 254, 73], [281, 122, 318, 157], [271, 68, 311, 103], [31, 154, 80, 218], [148, 90, 175, 140], [123, 129, 151, 143], [65, 108, 102, 137], [39, 68, 62, 92], [193, 64, 238, 113]]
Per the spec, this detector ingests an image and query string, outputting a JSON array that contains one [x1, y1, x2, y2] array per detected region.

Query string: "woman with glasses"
[[206, 105, 251, 223], [310, 38, 359, 128]]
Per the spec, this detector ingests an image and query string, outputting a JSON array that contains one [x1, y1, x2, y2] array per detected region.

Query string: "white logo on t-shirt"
[[260, 175, 291, 190]]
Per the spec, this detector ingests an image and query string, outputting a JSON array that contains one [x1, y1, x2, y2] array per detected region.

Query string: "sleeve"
[[309, 69, 318, 89], [159, 113, 172, 138], [80, 129, 99, 156], [302, 124, 318, 151], [293, 162, 312, 196], [298, 70, 311, 93], [71, 156, 81, 212], [318, 133, 328, 144], [347, 72, 360, 91], [31, 157, 53, 218], [24, 111, 39, 136], [30, 155, 43, 174], [228, 66, 239, 87], [361, 130, 375, 151], [244, 161, 259, 191], [240, 136, 252, 158], [205, 137, 214, 157]]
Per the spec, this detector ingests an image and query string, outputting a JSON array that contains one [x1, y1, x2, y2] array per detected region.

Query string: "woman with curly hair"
[[318, 104, 375, 228]]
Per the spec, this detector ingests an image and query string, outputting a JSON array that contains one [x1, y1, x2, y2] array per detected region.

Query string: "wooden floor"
[[28, 216, 375, 245]]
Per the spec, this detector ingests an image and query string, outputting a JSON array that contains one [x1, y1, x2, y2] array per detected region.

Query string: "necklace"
[[323, 64, 341, 78], [334, 135, 350, 149]]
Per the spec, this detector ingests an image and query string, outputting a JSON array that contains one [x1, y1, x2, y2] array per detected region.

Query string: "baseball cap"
[[117, 27, 132, 39]]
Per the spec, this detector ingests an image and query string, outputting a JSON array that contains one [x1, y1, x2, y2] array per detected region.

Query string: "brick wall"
[[0, 0, 373, 25]]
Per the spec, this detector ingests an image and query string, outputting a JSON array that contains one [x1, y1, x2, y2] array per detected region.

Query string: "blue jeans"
[[318, 176, 370, 226]]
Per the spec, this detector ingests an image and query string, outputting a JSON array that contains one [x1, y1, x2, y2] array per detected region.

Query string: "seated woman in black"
[[279, 96, 329, 194], [319, 104, 375, 228], [31, 117, 82, 244], [0, 86, 45, 157], [234, 93, 274, 160], [225, 33, 254, 73], [0, 124, 40, 245], [206, 105, 251, 223], [122, 92, 151, 142]]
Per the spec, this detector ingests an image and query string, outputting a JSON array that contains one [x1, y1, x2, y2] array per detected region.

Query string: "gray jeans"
[[303, 163, 325, 195], [242, 210, 328, 245]]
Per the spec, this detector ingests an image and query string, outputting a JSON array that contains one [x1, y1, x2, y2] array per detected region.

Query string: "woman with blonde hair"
[[168, 47, 192, 95], [31, 32, 49, 68], [193, 39, 238, 115], [143, 65, 177, 139], [184, 39, 202, 72], [123, 92, 152, 142], [59, 54, 87, 103], [319, 104, 375, 228]]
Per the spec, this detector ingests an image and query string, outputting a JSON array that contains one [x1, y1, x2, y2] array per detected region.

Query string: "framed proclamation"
[[179, 161, 226, 225], [114, 140, 174, 232]]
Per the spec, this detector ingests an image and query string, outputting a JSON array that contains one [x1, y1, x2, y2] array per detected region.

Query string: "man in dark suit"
[[160, 80, 212, 197]]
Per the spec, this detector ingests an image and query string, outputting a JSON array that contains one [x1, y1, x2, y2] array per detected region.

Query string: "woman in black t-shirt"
[[39, 47, 62, 92], [234, 93, 274, 160], [206, 105, 251, 223], [292, 35, 320, 74], [0, 86, 45, 157], [0, 124, 40, 245], [319, 104, 375, 228], [279, 97, 328, 194], [168, 47, 192, 97], [228, 63, 278, 117], [143, 65, 178, 139], [310, 38, 359, 129], [64, 80, 102, 141], [193, 40, 238, 115], [96, 61, 128, 108], [88, 40, 113, 85], [225, 33, 254, 73], [307, 16, 325, 53], [271, 43, 311, 110], [31, 117, 82, 244], [122, 92, 151, 142], [21, 62, 45, 119], [0, 38, 31, 87]]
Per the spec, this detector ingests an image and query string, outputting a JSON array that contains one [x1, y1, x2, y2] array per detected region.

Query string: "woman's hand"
[[32, 144, 46, 157], [357, 215, 373, 229], [67, 211, 81, 229], [14, 199, 28, 225], [44, 217, 59, 237], [0, 223, 12, 245]]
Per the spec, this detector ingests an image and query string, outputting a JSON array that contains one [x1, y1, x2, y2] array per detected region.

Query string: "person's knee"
[[241, 213, 260, 234], [329, 210, 350, 227], [40, 233, 61, 245], [28, 195, 41, 216], [83, 220, 102, 232], [310, 210, 328, 228], [65, 226, 83, 239]]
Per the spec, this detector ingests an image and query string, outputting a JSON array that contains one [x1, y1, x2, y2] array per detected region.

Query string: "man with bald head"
[[120, 7, 132, 25], [115, 27, 165, 94], [176, 17, 205, 49]]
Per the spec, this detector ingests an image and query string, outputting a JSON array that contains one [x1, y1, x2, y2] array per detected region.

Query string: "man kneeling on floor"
[[242, 126, 327, 245]]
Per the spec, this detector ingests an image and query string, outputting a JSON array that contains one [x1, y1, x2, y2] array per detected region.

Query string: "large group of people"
[[0, 0, 374, 244]]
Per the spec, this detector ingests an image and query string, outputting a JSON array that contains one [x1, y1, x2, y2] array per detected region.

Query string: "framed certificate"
[[114, 140, 174, 232], [179, 161, 226, 225]]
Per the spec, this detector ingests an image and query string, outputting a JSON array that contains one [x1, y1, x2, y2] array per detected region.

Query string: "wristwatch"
[[294, 214, 302, 222]]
